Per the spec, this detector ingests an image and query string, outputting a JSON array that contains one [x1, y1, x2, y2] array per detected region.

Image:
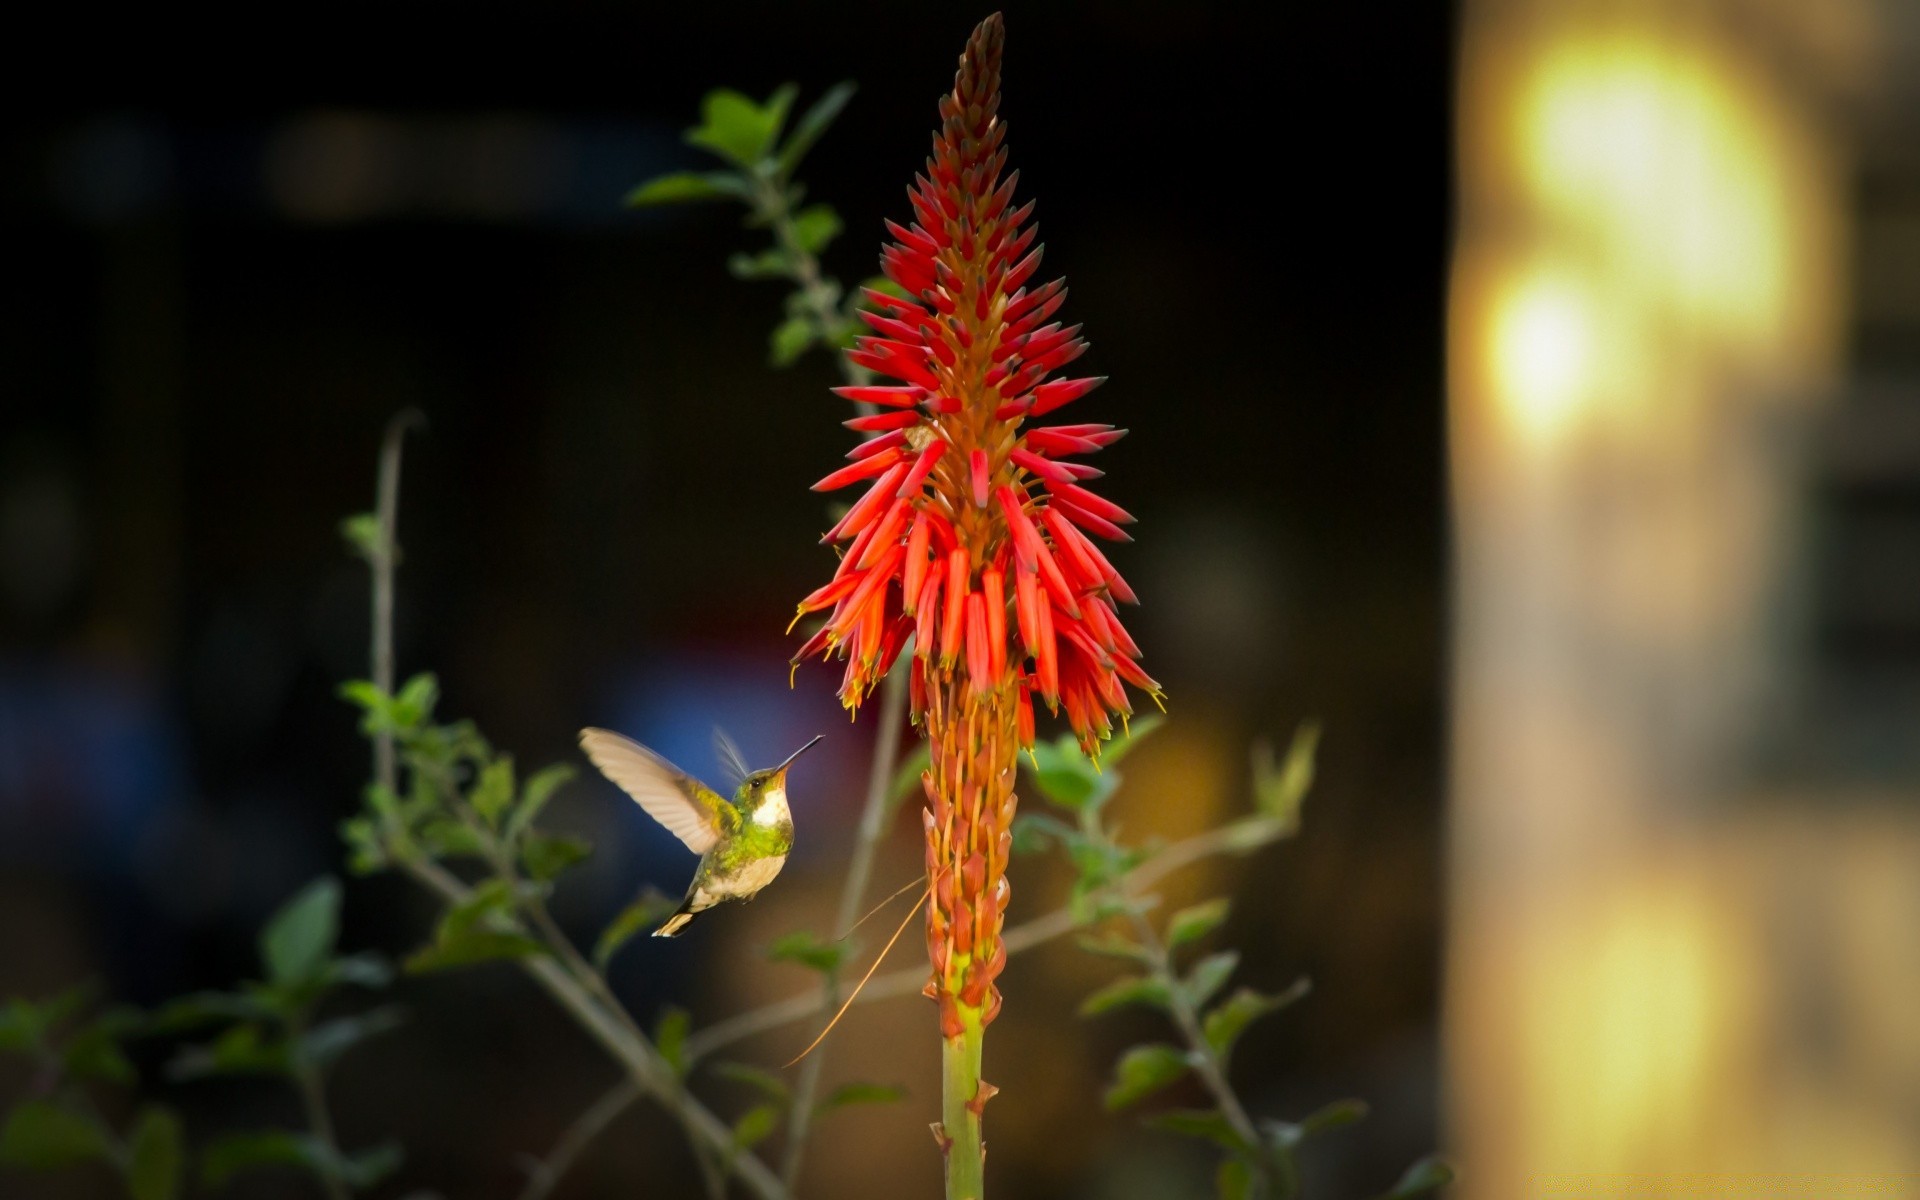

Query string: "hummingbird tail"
[[654, 906, 698, 938]]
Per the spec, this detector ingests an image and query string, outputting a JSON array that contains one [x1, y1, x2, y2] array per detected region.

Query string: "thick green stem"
[[939, 1018, 987, 1200]]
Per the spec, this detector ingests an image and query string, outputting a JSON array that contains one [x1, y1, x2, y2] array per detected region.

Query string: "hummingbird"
[[578, 727, 823, 937]]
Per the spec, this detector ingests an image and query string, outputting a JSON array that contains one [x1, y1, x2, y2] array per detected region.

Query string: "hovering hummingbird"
[[578, 727, 823, 937]]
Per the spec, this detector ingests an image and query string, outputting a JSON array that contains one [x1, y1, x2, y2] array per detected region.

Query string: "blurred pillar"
[[1445, 1, 1915, 1195]]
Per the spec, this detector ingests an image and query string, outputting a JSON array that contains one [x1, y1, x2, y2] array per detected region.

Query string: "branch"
[[361, 420, 789, 1200], [516, 1079, 643, 1200], [685, 816, 1288, 1061]]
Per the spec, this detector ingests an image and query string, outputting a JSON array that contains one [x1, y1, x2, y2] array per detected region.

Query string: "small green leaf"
[[1288, 1098, 1368, 1142], [770, 315, 817, 367], [625, 170, 747, 208], [418, 817, 486, 858], [655, 1007, 691, 1078], [1182, 951, 1239, 1011], [298, 1007, 405, 1071], [711, 1061, 790, 1104], [1167, 898, 1231, 949], [470, 756, 515, 826], [1252, 723, 1319, 833], [815, 1082, 904, 1113], [0, 1100, 109, 1168], [1216, 1156, 1255, 1200], [261, 878, 341, 988], [1078, 975, 1171, 1017], [775, 81, 856, 179], [506, 763, 576, 843], [339, 512, 383, 562], [732, 1103, 781, 1151], [1102, 1043, 1190, 1111], [146, 990, 272, 1034], [789, 204, 842, 254], [1076, 932, 1152, 962], [168, 1024, 292, 1080], [63, 1013, 138, 1083], [686, 86, 796, 166], [1010, 812, 1077, 855], [1099, 716, 1165, 767], [1143, 1109, 1249, 1153], [766, 930, 847, 974], [887, 743, 931, 811], [1024, 736, 1107, 810], [1203, 979, 1310, 1062], [393, 673, 440, 727], [320, 952, 393, 992], [728, 247, 793, 280], [1377, 1155, 1455, 1199], [520, 832, 592, 882], [406, 930, 543, 974], [127, 1106, 183, 1200], [595, 888, 679, 969], [199, 1131, 320, 1188]]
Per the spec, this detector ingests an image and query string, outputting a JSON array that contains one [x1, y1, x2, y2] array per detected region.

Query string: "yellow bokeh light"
[[1487, 266, 1596, 449]]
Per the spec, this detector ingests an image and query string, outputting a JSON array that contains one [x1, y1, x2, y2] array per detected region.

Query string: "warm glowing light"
[[1488, 267, 1595, 448]]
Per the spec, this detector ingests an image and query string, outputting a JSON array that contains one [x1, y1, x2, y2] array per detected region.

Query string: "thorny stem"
[[362, 421, 789, 1200], [686, 816, 1291, 1059], [288, 1015, 351, 1200], [516, 1078, 644, 1200], [940, 1015, 986, 1200]]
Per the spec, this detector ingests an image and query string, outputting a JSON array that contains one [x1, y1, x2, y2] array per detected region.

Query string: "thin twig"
[[516, 1079, 643, 1200], [288, 1015, 351, 1200], [362, 421, 789, 1200], [685, 817, 1286, 1061]]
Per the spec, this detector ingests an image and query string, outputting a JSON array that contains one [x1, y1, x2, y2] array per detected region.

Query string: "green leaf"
[[339, 512, 383, 562], [298, 1007, 405, 1071], [595, 888, 679, 969], [1252, 722, 1319, 833], [0, 1101, 109, 1168], [732, 1103, 781, 1151], [320, 952, 393, 992], [686, 86, 797, 166], [168, 1024, 292, 1080], [1143, 1109, 1249, 1154], [200, 1130, 341, 1189], [146, 990, 273, 1034], [655, 1007, 691, 1078], [711, 1061, 790, 1104], [815, 1082, 904, 1113], [418, 817, 486, 858], [1099, 716, 1165, 767], [1076, 932, 1152, 962], [789, 204, 842, 255], [775, 81, 856, 180], [520, 832, 592, 882], [728, 247, 795, 280], [766, 930, 847, 974], [406, 929, 543, 974], [1010, 812, 1078, 855], [127, 1106, 183, 1200], [1283, 1098, 1368, 1143], [1078, 975, 1171, 1017], [261, 878, 341, 988], [888, 743, 931, 811], [1102, 1044, 1190, 1112], [1377, 1155, 1455, 1199], [769, 315, 817, 367], [63, 1012, 138, 1083], [1024, 735, 1108, 810], [393, 673, 440, 727], [470, 756, 515, 826], [1182, 951, 1240, 1011], [1203, 979, 1310, 1062], [625, 170, 747, 208], [1216, 1156, 1255, 1200], [1167, 898, 1231, 949], [505, 763, 576, 843]]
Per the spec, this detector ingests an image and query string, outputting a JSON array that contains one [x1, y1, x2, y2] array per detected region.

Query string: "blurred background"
[[0, 1, 1912, 1198]]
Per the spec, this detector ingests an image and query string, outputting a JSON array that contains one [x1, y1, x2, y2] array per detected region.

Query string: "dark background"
[[1, 4, 1454, 1196]]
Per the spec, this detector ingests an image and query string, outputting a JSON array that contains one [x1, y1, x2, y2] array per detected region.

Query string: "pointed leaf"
[[1253, 723, 1319, 833], [1102, 1043, 1190, 1111], [1076, 932, 1152, 963], [339, 512, 383, 562], [1216, 1156, 1255, 1200], [789, 204, 842, 255], [1182, 951, 1239, 1011], [470, 756, 515, 826], [686, 86, 796, 166], [1378, 1156, 1456, 1199], [776, 81, 856, 179], [815, 1082, 905, 1113], [1203, 979, 1310, 1062], [0, 1101, 109, 1168], [728, 247, 794, 280], [1098, 715, 1164, 767], [711, 1061, 790, 1104], [298, 1007, 405, 1071], [732, 1103, 781, 1151], [770, 315, 817, 367], [1167, 898, 1231, 949], [655, 1007, 691, 1078], [625, 170, 747, 208], [766, 930, 847, 974], [595, 888, 678, 969], [1078, 975, 1171, 1017], [261, 878, 341, 987], [167, 1024, 292, 1080], [405, 930, 543, 974], [506, 763, 576, 842], [1143, 1108, 1250, 1153], [127, 1106, 183, 1200], [520, 832, 591, 882]]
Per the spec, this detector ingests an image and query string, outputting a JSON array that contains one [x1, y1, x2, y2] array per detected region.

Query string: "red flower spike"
[[787, 14, 1154, 1042]]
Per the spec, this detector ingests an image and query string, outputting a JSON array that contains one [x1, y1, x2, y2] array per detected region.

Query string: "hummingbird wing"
[[579, 728, 737, 854], [712, 727, 752, 788]]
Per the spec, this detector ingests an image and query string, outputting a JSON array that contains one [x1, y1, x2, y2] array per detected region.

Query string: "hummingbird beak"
[[772, 734, 824, 778]]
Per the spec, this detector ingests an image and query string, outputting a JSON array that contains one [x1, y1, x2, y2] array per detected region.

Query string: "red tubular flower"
[[789, 13, 1161, 1187]]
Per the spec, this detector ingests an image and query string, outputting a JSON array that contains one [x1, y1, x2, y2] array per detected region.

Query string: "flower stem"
[[940, 1015, 987, 1200]]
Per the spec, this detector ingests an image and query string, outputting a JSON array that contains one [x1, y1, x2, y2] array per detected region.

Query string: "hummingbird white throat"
[[578, 729, 823, 937]]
